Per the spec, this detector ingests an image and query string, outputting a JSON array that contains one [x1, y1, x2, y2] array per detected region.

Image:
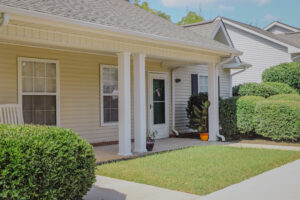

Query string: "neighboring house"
[[0, 0, 242, 155], [186, 17, 300, 86]]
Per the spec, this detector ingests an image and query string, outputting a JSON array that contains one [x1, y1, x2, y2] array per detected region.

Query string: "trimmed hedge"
[[262, 62, 300, 93], [238, 83, 277, 98], [219, 97, 240, 140], [232, 84, 242, 96], [264, 82, 298, 95], [268, 94, 300, 102], [0, 125, 96, 200], [237, 96, 265, 136], [255, 100, 300, 141]]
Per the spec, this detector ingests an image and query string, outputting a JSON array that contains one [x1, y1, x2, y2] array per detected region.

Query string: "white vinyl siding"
[[173, 65, 231, 133], [18, 57, 60, 126], [100, 65, 119, 126], [225, 24, 291, 86]]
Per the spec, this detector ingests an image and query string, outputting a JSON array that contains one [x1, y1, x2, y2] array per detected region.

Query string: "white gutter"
[[0, 5, 242, 56], [171, 67, 180, 136], [0, 12, 9, 30], [215, 54, 235, 142]]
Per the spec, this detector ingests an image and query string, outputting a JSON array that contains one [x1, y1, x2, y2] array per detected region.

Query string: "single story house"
[[184, 17, 300, 86], [0, 0, 242, 155]]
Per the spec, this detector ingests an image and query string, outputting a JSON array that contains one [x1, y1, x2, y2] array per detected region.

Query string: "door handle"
[[150, 104, 152, 109]]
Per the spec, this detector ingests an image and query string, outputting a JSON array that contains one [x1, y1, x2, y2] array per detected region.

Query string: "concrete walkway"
[[84, 176, 200, 200], [200, 159, 300, 200]]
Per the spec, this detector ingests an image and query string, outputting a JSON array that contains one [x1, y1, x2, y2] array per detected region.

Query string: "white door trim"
[[148, 72, 169, 139]]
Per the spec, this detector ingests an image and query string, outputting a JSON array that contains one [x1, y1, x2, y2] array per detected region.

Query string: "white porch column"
[[133, 53, 147, 153], [208, 63, 219, 141], [118, 52, 132, 156]]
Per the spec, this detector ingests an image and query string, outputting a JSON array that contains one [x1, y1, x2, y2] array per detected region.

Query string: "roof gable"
[[264, 21, 300, 34]]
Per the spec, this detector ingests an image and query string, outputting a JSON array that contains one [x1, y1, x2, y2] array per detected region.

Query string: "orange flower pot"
[[200, 133, 209, 141]]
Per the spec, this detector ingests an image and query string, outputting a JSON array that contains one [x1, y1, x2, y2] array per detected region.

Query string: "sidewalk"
[[84, 176, 200, 200], [228, 143, 300, 151], [200, 159, 300, 200]]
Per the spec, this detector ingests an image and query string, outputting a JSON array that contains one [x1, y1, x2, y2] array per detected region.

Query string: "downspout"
[[171, 67, 180, 136], [0, 13, 10, 30], [215, 54, 235, 142]]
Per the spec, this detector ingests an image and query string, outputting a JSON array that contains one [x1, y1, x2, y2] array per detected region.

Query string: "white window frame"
[[100, 64, 119, 126], [18, 57, 60, 126], [198, 73, 208, 93]]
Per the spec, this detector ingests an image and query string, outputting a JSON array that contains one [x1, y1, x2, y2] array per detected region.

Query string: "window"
[[18, 58, 59, 126], [198, 74, 208, 93], [100, 65, 118, 125]]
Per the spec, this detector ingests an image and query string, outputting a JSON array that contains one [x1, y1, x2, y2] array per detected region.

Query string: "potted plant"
[[146, 129, 158, 151], [192, 100, 210, 141]]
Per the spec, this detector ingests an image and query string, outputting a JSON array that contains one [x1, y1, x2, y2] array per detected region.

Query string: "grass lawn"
[[97, 146, 300, 195]]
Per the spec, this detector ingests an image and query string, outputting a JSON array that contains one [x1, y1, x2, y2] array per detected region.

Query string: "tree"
[[126, 0, 171, 21], [177, 11, 204, 25]]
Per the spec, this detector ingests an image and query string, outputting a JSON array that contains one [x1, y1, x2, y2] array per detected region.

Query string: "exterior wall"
[[173, 65, 231, 133], [267, 26, 295, 34], [0, 43, 171, 143], [225, 24, 291, 86]]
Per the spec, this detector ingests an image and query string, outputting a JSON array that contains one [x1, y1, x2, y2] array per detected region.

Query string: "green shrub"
[[262, 62, 300, 93], [219, 97, 240, 140], [264, 82, 298, 95], [0, 125, 96, 200], [238, 83, 277, 98], [186, 93, 208, 130], [255, 101, 300, 141], [268, 94, 300, 102], [237, 96, 265, 136], [232, 84, 242, 96]]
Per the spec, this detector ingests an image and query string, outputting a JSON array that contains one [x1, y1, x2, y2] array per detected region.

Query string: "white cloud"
[[218, 5, 235, 11], [255, 0, 271, 6], [263, 14, 281, 22], [160, 0, 271, 7]]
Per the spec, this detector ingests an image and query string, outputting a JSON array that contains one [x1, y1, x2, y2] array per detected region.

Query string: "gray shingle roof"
[[277, 32, 300, 47], [182, 19, 220, 39], [222, 17, 300, 49], [0, 0, 241, 55]]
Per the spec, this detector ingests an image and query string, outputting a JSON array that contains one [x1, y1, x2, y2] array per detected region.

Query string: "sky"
[[140, 0, 300, 28]]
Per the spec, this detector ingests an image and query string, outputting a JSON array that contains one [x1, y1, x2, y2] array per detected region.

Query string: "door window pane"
[[154, 102, 165, 124], [153, 79, 165, 101]]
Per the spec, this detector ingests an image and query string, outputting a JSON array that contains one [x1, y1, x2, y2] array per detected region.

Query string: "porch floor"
[[94, 138, 225, 163]]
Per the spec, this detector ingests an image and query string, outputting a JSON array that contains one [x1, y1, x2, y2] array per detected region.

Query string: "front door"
[[148, 73, 169, 139]]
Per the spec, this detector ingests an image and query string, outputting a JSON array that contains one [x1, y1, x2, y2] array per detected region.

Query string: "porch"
[[94, 138, 225, 163]]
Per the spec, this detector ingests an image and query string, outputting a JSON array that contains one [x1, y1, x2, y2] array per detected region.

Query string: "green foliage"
[[262, 62, 300, 93], [191, 101, 210, 132], [232, 84, 242, 96], [255, 100, 300, 141], [0, 125, 96, 200], [186, 93, 208, 130], [268, 94, 300, 102], [264, 82, 298, 95], [177, 11, 204, 25], [239, 83, 277, 98], [219, 97, 240, 140], [237, 96, 265, 136], [132, 0, 171, 21]]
